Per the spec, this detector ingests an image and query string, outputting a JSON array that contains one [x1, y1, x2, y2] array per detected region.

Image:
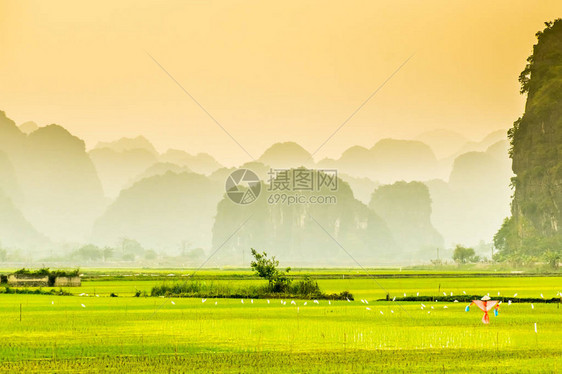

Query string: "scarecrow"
[[465, 295, 500, 324]]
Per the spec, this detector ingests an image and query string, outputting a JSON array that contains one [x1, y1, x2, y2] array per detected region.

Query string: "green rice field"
[[0, 270, 560, 372]]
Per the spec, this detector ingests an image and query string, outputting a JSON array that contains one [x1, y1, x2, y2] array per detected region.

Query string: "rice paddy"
[[0, 270, 560, 372]]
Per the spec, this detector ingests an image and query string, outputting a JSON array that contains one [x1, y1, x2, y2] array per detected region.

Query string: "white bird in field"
[[346, 298, 351, 302], [443, 292, 446, 296], [380, 311, 383, 315], [534, 323, 538, 333], [251, 299, 254, 304], [431, 306, 434, 309], [51, 301, 54, 305], [421, 306, 424, 310], [328, 301, 331, 305], [280, 300, 283, 304], [443, 306, 448, 309], [421, 304, 426, 308], [416, 292, 419, 296], [366, 307, 371, 311], [215, 301, 217, 305], [514, 293, 518, 297], [450, 292, 453, 296], [403, 293, 406, 297], [241, 299, 244, 304], [304, 302, 307, 306], [79, 293, 85, 296], [392, 297, 396, 301], [531, 304, 534, 309], [540, 294, 544, 299], [291, 300, 296, 305], [360, 299, 364, 303], [391, 310, 394, 313], [454, 300, 458, 303], [365, 300, 369, 304], [202, 299, 206, 303], [171, 301, 175, 305], [267, 300, 270, 304], [81, 304, 86, 308], [508, 300, 512, 305], [427, 311, 431, 314], [314, 300, 319, 304], [463, 291, 466, 295]]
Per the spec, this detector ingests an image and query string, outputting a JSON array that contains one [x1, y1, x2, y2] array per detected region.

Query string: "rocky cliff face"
[[509, 20, 562, 241]]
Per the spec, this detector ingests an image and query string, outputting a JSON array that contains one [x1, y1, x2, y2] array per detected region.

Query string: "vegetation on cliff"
[[496, 20, 562, 267]]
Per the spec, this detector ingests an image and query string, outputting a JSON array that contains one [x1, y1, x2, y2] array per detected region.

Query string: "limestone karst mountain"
[[92, 171, 223, 251], [20, 124, 107, 241], [0, 150, 22, 206], [496, 19, 562, 261], [320, 139, 441, 183], [159, 149, 222, 175], [18, 121, 39, 135], [426, 149, 512, 248], [95, 135, 159, 155], [211, 170, 397, 266], [0, 188, 48, 249], [415, 129, 469, 159], [369, 181, 444, 259], [258, 142, 314, 169], [89, 147, 158, 198]]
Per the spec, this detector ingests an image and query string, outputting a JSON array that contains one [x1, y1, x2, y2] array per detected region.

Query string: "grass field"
[[0, 270, 560, 372]]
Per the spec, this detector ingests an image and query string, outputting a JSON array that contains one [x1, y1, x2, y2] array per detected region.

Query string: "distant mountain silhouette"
[[0, 109, 515, 263], [338, 174, 378, 204], [0, 150, 22, 206], [415, 129, 468, 159], [126, 162, 191, 189], [92, 171, 222, 251], [18, 121, 39, 135], [370, 181, 444, 258], [19, 124, 107, 241], [95, 135, 159, 155], [258, 142, 314, 169], [0, 188, 48, 249], [426, 149, 512, 247], [160, 149, 222, 175], [328, 139, 440, 183], [89, 147, 158, 198], [211, 170, 397, 266], [446, 129, 508, 162]]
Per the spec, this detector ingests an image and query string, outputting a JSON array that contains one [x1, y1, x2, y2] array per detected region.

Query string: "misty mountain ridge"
[[0, 110, 512, 264]]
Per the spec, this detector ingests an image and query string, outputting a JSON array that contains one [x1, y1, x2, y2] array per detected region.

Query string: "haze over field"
[[0, 109, 512, 265], [2, 2, 560, 266]]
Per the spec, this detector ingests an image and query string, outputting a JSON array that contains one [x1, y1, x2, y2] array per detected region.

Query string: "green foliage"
[[250, 249, 292, 292], [452, 245, 477, 264], [502, 19, 562, 264], [11, 268, 80, 286], [149, 279, 348, 300], [0, 287, 71, 295], [73, 244, 103, 262]]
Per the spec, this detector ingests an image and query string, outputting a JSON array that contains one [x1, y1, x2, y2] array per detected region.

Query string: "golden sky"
[[1, 1, 561, 165]]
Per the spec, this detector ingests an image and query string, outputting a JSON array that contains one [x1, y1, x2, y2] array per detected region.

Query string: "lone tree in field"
[[250, 248, 292, 292], [452, 245, 478, 264]]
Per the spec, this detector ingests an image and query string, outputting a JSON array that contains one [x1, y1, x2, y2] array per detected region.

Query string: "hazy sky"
[[1, 1, 561, 165]]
